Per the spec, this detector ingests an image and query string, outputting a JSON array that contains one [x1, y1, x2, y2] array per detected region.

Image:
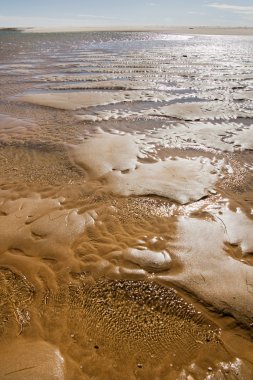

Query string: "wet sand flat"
[[0, 29, 253, 379], [22, 26, 253, 35]]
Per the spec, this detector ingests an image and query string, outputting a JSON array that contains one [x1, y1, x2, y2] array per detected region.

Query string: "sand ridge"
[[0, 195, 96, 285], [17, 90, 175, 110]]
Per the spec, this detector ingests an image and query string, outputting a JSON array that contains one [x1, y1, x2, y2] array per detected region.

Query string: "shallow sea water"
[[0, 29, 253, 379]]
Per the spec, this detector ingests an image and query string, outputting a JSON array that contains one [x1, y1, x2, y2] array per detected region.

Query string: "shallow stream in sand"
[[0, 29, 253, 379]]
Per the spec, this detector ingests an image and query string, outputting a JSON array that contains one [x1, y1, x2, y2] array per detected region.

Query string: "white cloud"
[[206, 3, 253, 16], [146, 2, 158, 6]]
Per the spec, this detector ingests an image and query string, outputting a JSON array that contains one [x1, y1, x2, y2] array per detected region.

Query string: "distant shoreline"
[[1, 26, 253, 36]]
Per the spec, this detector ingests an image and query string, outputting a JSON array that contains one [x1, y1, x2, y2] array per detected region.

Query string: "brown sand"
[[1, 30, 253, 380], [1, 268, 253, 379]]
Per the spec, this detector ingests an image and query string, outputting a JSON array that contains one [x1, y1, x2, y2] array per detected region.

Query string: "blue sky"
[[1, 1, 253, 27]]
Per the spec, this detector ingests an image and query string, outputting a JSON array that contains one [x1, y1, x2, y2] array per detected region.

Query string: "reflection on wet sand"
[[0, 30, 253, 379]]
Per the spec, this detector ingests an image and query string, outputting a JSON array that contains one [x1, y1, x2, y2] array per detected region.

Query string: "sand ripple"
[[2, 268, 252, 379], [1, 31, 253, 379]]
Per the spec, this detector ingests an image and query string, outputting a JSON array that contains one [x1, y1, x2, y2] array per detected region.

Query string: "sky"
[[0, 0, 253, 28]]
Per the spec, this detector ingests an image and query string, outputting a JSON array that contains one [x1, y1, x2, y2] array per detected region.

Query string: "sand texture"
[[0, 30, 253, 379], [18, 90, 173, 110], [0, 340, 65, 380], [69, 132, 218, 203], [138, 122, 253, 152]]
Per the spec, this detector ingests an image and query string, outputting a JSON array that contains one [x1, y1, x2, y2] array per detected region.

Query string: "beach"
[[21, 26, 253, 35], [0, 28, 253, 379]]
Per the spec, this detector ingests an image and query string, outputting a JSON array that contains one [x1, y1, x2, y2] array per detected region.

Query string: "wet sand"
[[0, 30, 253, 379]]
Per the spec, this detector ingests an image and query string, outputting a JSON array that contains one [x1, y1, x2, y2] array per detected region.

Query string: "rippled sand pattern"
[[1, 268, 250, 380], [0, 30, 253, 379]]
